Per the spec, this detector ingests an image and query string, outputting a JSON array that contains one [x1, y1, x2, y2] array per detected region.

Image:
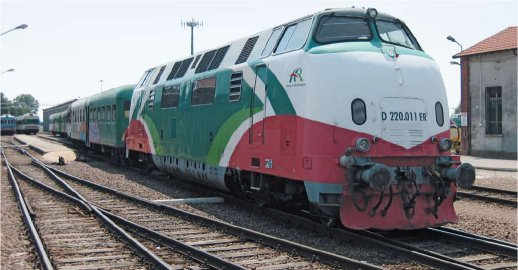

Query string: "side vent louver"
[[166, 62, 181, 81], [229, 71, 242, 102], [174, 57, 193, 79], [191, 55, 201, 69], [166, 58, 194, 81], [195, 50, 216, 73], [195, 45, 230, 73], [235, 36, 258, 64], [153, 65, 166, 85], [208, 45, 229, 70]]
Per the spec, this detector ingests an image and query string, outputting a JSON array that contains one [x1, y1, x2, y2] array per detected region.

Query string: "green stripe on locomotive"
[[88, 85, 134, 148], [140, 68, 263, 163]]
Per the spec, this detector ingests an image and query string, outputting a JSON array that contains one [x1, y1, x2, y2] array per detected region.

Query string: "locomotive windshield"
[[376, 20, 421, 50], [314, 15, 371, 43]]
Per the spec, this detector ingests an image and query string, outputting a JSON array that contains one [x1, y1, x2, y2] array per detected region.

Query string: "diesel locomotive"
[[50, 7, 475, 230]]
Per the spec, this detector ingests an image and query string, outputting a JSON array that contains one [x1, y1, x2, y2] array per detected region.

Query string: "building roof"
[[454, 26, 517, 58], [42, 99, 77, 112]]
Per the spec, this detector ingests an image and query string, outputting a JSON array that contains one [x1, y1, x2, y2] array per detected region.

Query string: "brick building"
[[453, 26, 517, 158]]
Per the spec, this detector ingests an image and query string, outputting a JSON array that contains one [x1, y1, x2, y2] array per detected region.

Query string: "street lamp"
[[447, 35, 463, 52], [1, 68, 15, 74], [450, 61, 460, 66], [1, 24, 28, 36]]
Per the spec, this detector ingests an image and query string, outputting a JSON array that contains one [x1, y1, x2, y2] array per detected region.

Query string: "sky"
[[0, 0, 516, 119]]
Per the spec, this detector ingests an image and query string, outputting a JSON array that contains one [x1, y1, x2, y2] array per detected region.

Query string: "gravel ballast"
[[6, 135, 517, 268], [0, 150, 38, 269]]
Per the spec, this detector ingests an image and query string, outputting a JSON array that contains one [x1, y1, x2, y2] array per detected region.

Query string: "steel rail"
[[7, 157, 172, 270], [456, 191, 517, 207], [471, 186, 517, 196], [44, 162, 383, 270], [47, 148, 484, 270], [433, 227, 518, 249], [98, 209, 247, 270], [425, 227, 517, 258], [220, 194, 480, 270], [23, 136, 514, 270], [1, 148, 54, 270]]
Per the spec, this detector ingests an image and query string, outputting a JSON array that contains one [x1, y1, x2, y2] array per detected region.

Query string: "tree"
[[1, 92, 13, 115], [11, 94, 39, 116]]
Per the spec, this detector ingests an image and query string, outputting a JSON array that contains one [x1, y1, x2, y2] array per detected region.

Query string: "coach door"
[[250, 64, 268, 145]]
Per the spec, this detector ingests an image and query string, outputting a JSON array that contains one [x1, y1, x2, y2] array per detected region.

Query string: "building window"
[[485, 86, 502, 135], [192, 77, 216, 105]]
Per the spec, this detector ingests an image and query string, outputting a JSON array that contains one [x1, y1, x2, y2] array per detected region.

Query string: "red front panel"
[[125, 120, 152, 154], [340, 183, 458, 230], [228, 115, 451, 184]]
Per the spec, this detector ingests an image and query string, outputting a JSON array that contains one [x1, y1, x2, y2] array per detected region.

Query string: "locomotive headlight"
[[355, 138, 371, 152], [438, 138, 452, 152], [367, 8, 378, 18]]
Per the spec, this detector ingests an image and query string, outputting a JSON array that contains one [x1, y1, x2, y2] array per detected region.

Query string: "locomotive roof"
[[71, 84, 135, 108], [139, 7, 404, 87], [17, 113, 39, 120], [1, 114, 15, 118], [317, 7, 399, 22], [88, 84, 135, 103]]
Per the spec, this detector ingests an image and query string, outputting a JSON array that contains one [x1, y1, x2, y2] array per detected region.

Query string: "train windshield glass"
[[376, 20, 420, 50], [314, 15, 371, 43]]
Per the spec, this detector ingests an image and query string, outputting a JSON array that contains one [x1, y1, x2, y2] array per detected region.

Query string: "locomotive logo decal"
[[289, 68, 303, 83], [287, 68, 305, 88]]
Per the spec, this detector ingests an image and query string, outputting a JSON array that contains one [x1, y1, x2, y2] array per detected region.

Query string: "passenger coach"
[[67, 85, 134, 159], [49, 110, 69, 137], [1, 114, 16, 135], [16, 113, 40, 134]]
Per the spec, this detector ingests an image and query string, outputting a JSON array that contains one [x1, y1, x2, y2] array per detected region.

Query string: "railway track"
[[17, 134, 518, 269], [219, 192, 518, 270], [5, 146, 381, 270], [457, 186, 517, 207], [2, 148, 171, 270]]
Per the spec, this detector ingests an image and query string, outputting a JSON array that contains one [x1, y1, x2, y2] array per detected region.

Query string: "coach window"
[[124, 101, 131, 118], [112, 105, 116, 121], [261, 28, 283, 58], [274, 18, 312, 54], [162, 85, 180, 108], [192, 77, 216, 105]]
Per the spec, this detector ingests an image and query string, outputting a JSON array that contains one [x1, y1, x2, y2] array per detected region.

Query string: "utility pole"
[[182, 18, 203, 55]]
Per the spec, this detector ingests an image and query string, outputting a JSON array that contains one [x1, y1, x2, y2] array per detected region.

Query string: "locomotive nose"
[[440, 163, 476, 189]]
